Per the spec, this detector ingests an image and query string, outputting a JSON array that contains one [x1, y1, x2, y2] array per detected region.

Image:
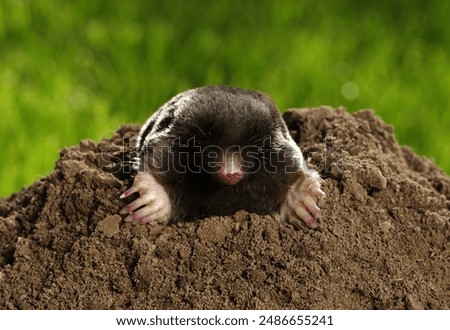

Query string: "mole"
[[120, 86, 325, 228]]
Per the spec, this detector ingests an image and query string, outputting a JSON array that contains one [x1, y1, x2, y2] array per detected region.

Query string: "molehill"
[[0, 107, 449, 309]]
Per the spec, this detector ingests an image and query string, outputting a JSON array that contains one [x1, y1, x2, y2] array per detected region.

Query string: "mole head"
[[166, 85, 298, 189], [173, 86, 288, 186]]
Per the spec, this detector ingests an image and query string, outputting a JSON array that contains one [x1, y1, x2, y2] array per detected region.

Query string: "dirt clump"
[[0, 107, 449, 309]]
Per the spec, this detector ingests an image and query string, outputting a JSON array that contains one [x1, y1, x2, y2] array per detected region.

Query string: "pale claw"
[[120, 186, 139, 199], [120, 192, 156, 214], [280, 171, 325, 229], [120, 171, 172, 225]]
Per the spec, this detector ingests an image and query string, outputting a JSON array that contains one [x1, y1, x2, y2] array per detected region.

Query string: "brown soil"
[[1, 107, 449, 310]]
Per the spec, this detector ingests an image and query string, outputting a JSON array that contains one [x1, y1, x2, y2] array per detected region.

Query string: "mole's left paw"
[[280, 171, 325, 229], [120, 172, 172, 224]]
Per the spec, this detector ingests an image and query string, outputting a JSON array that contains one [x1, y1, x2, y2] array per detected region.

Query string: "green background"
[[1, 0, 449, 197]]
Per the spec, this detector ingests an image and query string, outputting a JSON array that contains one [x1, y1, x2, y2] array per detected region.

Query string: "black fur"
[[139, 86, 302, 222], [137, 120, 154, 153]]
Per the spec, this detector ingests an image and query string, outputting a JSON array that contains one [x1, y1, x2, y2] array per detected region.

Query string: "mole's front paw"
[[120, 172, 172, 224], [280, 171, 325, 229]]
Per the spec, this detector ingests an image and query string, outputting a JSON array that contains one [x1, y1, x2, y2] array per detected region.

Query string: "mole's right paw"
[[280, 171, 325, 229], [120, 172, 172, 224]]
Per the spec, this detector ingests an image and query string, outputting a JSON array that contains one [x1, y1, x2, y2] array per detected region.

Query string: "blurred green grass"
[[0, 0, 449, 197]]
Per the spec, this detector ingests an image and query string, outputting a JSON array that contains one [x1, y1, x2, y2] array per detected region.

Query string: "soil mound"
[[1, 107, 449, 309]]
